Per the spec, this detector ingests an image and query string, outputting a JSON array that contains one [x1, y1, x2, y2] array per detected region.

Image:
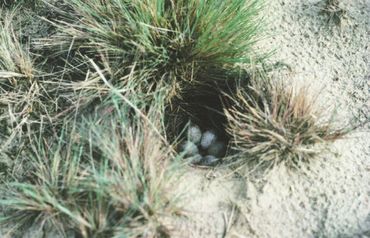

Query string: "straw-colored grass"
[[0, 97, 181, 237], [0, 9, 38, 153], [225, 77, 349, 169]]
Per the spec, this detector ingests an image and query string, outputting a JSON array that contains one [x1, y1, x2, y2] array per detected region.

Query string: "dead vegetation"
[[224, 75, 349, 169]]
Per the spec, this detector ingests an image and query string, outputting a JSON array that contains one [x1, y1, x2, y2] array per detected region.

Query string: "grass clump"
[[224, 76, 349, 169], [321, 0, 348, 27], [0, 9, 71, 158], [43, 0, 264, 99], [0, 0, 42, 9], [0, 9, 34, 80], [0, 98, 181, 237], [0, 9, 38, 153]]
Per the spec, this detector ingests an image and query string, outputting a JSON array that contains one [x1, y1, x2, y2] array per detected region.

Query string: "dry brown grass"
[[0, 9, 38, 153], [0, 97, 182, 237], [224, 77, 349, 169]]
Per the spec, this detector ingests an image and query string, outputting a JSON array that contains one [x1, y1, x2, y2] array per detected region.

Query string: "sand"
[[165, 0, 370, 237]]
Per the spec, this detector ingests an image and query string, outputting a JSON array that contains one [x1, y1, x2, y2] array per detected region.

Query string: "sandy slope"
[[167, 0, 370, 237]]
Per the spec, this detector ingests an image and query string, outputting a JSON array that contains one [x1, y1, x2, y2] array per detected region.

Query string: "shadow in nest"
[[165, 74, 249, 163]]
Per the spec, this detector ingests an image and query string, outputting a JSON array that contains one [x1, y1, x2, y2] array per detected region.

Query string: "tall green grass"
[[41, 0, 264, 99]]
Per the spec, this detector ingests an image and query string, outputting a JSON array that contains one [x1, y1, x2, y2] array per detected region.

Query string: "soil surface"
[[164, 0, 370, 237]]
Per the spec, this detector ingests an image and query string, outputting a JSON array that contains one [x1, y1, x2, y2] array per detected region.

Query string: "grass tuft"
[[41, 0, 265, 100], [0, 0, 42, 9], [224, 76, 350, 169], [0, 98, 181, 237], [0, 9, 39, 154], [0, 9, 34, 80], [321, 0, 348, 27]]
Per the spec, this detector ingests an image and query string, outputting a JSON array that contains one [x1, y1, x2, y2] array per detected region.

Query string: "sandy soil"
[[1, 0, 368, 237], [165, 0, 370, 237]]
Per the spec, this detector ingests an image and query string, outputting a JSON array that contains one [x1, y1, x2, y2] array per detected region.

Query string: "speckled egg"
[[190, 154, 203, 164], [200, 130, 217, 149], [188, 124, 202, 145], [207, 141, 226, 158], [180, 141, 199, 157]]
